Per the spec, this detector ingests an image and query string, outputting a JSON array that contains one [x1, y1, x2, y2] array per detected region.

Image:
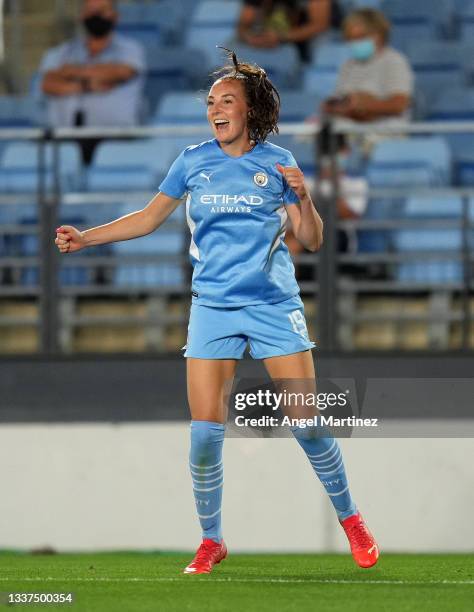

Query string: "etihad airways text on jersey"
[[200, 194, 264, 206]]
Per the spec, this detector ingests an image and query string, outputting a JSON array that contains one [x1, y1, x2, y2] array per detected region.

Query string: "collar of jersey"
[[213, 139, 261, 160]]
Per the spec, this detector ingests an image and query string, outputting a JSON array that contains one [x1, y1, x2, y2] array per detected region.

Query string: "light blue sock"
[[189, 420, 225, 543], [292, 426, 357, 520]]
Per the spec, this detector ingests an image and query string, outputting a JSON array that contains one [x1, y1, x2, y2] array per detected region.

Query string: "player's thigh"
[[263, 349, 315, 379], [263, 350, 316, 418], [187, 358, 238, 423]]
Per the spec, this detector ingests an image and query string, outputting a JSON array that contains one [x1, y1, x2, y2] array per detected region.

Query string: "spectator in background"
[[237, 0, 333, 63], [285, 125, 368, 272], [322, 8, 413, 122], [39, 0, 146, 164]]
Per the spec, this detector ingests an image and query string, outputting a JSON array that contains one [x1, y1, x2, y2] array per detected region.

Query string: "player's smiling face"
[[207, 78, 250, 148]]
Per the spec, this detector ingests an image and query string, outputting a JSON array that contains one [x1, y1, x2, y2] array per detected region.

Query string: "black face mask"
[[83, 14, 115, 38]]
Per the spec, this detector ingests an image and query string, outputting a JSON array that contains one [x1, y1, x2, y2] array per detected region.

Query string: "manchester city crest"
[[253, 171, 268, 187]]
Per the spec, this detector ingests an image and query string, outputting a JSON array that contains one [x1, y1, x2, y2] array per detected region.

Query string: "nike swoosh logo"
[[368, 544, 377, 554]]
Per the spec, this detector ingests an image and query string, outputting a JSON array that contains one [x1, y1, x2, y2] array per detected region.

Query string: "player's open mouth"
[[214, 119, 230, 132]]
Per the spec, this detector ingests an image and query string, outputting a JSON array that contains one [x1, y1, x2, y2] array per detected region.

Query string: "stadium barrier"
[[0, 121, 473, 354]]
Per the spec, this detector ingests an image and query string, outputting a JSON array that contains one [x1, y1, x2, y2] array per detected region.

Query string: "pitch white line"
[[0, 577, 472, 585]]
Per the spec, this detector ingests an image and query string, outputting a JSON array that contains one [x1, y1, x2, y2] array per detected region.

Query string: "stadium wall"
[[1, 355, 473, 553], [0, 425, 473, 554]]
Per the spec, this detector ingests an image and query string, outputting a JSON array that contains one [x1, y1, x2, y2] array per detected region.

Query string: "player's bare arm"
[[55, 192, 182, 253], [277, 164, 323, 252]]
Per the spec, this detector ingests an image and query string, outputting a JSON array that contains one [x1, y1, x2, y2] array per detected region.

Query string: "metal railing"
[[0, 121, 473, 354]]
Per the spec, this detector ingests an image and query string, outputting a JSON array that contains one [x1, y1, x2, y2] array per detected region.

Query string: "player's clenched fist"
[[276, 163, 310, 202], [55, 225, 86, 254]]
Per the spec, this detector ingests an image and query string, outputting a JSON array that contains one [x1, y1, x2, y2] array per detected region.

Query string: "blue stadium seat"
[[116, 23, 163, 49], [382, 0, 453, 28], [86, 139, 175, 191], [396, 261, 462, 283], [405, 42, 468, 104], [425, 88, 474, 184], [268, 135, 317, 176], [153, 91, 208, 124], [456, 1, 474, 43], [311, 42, 352, 69], [18, 215, 92, 286], [402, 194, 464, 218], [367, 137, 452, 187], [456, 153, 474, 187], [390, 23, 437, 54], [357, 197, 402, 253], [0, 96, 41, 127], [191, 1, 241, 27], [303, 42, 351, 99], [186, 25, 236, 70], [382, 0, 445, 49], [0, 142, 82, 192], [392, 194, 474, 283], [144, 47, 208, 111], [278, 91, 321, 122], [152, 92, 211, 152], [427, 87, 474, 121], [118, 0, 186, 44], [111, 203, 186, 288], [224, 44, 301, 90], [303, 67, 339, 99], [341, 0, 382, 8]]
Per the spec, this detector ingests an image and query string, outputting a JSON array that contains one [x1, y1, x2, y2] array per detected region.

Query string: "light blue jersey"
[[159, 138, 301, 306]]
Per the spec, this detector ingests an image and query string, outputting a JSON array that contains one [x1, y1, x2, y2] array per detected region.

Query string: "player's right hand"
[[55, 225, 86, 254]]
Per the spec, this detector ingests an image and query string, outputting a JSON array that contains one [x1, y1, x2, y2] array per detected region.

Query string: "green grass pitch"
[[0, 552, 472, 611]]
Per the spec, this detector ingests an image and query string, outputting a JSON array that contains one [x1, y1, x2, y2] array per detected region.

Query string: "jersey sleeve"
[[159, 150, 188, 199], [282, 152, 300, 206]]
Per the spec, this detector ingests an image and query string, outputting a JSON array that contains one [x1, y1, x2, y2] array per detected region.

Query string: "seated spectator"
[[322, 8, 413, 122], [39, 0, 146, 164], [237, 0, 333, 63]]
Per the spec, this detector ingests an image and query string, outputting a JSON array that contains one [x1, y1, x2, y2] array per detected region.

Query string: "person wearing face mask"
[[322, 8, 413, 123], [39, 0, 146, 164]]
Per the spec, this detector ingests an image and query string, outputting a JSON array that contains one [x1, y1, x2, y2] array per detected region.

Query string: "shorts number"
[[288, 309, 309, 339]]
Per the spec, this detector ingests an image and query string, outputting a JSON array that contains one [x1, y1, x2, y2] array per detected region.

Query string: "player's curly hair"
[[213, 48, 280, 143]]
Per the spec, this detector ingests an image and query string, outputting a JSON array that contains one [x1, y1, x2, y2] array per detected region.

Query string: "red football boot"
[[183, 539, 227, 575], [341, 512, 379, 568]]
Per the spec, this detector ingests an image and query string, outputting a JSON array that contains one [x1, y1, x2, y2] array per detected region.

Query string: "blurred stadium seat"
[[303, 42, 350, 99], [224, 44, 301, 89], [278, 91, 321, 122], [153, 92, 207, 124], [406, 42, 468, 105], [191, 1, 241, 27], [18, 215, 92, 287], [393, 194, 474, 283], [186, 25, 235, 71], [111, 203, 185, 288], [367, 137, 452, 187], [144, 47, 208, 111], [0, 142, 82, 192], [455, 0, 474, 43], [86, 139, 174, 191], [0, 96, 41, 127]]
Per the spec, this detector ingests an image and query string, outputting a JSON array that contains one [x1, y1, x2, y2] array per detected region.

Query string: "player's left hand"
[[276, 163, 310, 201]]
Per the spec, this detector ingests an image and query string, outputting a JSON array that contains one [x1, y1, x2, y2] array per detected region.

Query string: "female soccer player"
[[55, 51, 379, 575]]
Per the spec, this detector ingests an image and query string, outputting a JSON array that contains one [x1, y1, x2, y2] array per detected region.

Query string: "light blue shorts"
[[183, 294, 316, 360]]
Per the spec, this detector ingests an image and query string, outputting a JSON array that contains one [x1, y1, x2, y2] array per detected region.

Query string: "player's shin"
[[189, 420, 225, 543], [291, 426, 357, 520]]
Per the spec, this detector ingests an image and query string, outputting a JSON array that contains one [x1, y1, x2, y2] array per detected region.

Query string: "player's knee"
[[190, 420, 225, 452], [290, 424, 332, 441]]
